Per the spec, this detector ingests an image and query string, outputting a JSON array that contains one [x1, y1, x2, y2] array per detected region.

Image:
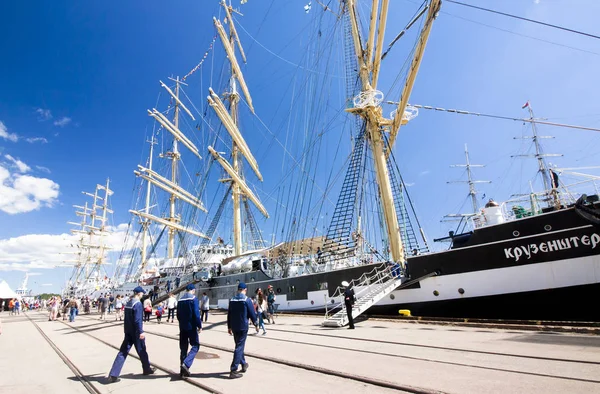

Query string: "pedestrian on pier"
[[108, 294, 115, 314], [143, 297, 152, 322], [256, 289, 267, 335], [156, 303, 164, 324], [342, 281, 356, 329], [227, 282, 259, 379], [98, 294, 108, 320], [177, 284, 202, 377], [200, 292, 209, 322], [107, 286, 155, 383], [166, 293, 176, 323], [266, 285, 276, 324], [115, 295, 123, 321], [68, 299, 78, 322]]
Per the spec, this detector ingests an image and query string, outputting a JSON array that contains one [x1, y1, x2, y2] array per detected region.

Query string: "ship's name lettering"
[[504, 233, 600, 262]]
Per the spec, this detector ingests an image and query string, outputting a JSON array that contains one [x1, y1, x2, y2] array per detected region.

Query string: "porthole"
[[277, 288, 282, 294], [458, 288, 465, 295], [433, 290, 439, 296], [311, 300, 314, 305], [331, 299, 335, 304], [389, 294, 395, 300], [544, 225, 552, 231], [513, 231, 520, 237]]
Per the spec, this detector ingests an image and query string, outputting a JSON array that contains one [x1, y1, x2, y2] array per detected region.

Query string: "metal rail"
[[49, 315, 221, 394], [74, 315, 444, 394], [24, 313, 102, 394]]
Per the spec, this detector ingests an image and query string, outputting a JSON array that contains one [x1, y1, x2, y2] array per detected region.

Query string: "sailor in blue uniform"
[[107, 286, 155, 383], [227, 282, 258, 379], [177, 283, 202, 377]]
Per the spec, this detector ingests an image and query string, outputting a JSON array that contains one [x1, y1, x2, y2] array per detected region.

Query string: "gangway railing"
[[322, 265, 437, 327]]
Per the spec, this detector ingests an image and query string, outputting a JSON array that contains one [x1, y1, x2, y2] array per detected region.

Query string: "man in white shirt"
[[166, 293, 177, 323], [200, 292, 210, 322]]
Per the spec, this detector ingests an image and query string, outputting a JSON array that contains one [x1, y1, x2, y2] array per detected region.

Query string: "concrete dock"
[[1, 310, 599, 394]]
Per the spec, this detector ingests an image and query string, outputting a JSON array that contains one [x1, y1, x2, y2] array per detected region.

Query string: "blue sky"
[[1, 0, 599, 294]]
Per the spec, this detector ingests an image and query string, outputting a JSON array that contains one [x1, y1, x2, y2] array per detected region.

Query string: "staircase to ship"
[[322, 263, 437, 327], [151, 278, 202, 306]]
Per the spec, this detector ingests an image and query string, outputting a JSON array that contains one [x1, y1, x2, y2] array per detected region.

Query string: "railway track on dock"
[[25, 313, 222, 393], [72, 315, 443, 394], [75, 314, 600, 386], [24, 313, 103, 394]]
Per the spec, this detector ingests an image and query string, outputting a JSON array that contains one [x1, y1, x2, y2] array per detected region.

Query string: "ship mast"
[[66, 201, 91, 287], [140, 137, 156, 266], [448, 144, 490, 214], [513, 103, 563, 208], [344, 0, 441, 265], [83, 179, 113, 281], [208, 1, 268, 256], [131, 79, 208, 269]]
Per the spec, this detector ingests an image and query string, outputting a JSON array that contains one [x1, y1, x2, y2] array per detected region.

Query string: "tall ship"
[[113, 0, 600, 322], [63, 180, 114, 299]]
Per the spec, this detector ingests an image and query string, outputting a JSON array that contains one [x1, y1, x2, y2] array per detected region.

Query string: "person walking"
[[14, 299, 20, 316], [256, 289, 267, 335], [143, 297, 152, 322], [62, 298, 70, 320], [115, 295, 124, 321], [98, 294, 108, 320], [108, 294, 115, 314], [155, 303, 164, 324], [69, 299, 78, 322], [107, 286, 156, 383], [49, 297, 58, 321], [227, 282, 258, 379], [200, 292, 209, 323], [177, 284, 202, 377], [342, 281, 356, 329], [266, 285, 276, 324], [166, 293, 177, 323]]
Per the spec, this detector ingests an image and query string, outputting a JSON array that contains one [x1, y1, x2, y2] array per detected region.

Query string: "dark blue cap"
[[133, 286, 145, 294], [186, 283, 196, 291], [238, 282, 247, 290]]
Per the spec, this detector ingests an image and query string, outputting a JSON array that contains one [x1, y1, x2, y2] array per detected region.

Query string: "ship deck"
[[2, 310, 600, 393]]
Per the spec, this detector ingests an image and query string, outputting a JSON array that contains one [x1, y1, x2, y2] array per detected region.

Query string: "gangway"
[[152, 277, 202, 306], [322, 264, 437, 327]]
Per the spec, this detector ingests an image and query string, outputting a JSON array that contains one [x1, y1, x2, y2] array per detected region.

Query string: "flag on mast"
[[522, 101, 530, 109]]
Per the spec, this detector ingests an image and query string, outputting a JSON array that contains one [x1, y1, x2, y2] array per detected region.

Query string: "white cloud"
[[4, 154, 31, 173], [26, 137, 48, 144], [53, 117, 72, 127], [0, 161, 59, 214], [419, 170, 431, 176], [35, 108, 53, 121], [36, 165, 51, 174], [0, 121, 18, 142], [405, 182, 415, 187], [0, 224, 129, 271]]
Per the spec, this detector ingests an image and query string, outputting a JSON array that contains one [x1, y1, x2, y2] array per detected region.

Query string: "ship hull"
[[200, 206, 600, 321]]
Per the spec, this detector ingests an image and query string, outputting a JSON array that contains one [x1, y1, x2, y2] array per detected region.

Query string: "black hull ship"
[[199, 196, 600, 321]]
